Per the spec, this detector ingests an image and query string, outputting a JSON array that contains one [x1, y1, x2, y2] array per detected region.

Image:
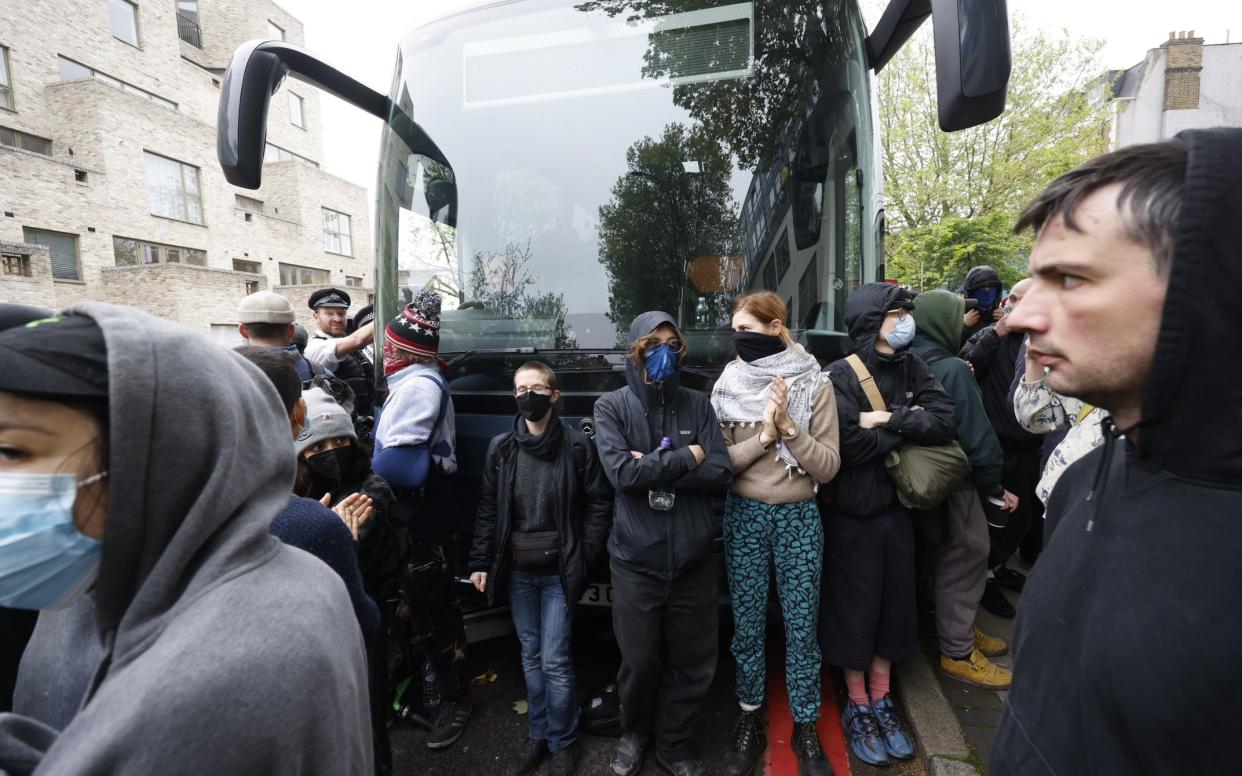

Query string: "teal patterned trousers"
[[724, 494, 824, 723]]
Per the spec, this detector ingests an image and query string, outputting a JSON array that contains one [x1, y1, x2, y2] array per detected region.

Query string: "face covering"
[[515, 391, 553, 421], [304, 446, 355, 488], [882, 314, 917, 349], [732, 331, 786, 363], [643, 343, 678, 383], [0, 471, 107, 610], [971, 287, 999, 309]]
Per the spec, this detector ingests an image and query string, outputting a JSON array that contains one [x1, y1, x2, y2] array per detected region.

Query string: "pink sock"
[[869, 670, 891, 703], [847, 677, 868, 706]]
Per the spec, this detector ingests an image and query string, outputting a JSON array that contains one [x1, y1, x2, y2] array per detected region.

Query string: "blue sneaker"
[[872, 695, 915, 760], [841, 700, 889, 766]]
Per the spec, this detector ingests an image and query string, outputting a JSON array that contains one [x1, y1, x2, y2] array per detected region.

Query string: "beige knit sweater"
[[719, 381, 841, 504]]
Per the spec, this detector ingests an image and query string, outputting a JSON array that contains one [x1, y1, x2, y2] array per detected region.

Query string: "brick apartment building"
[[1102, 30, 1242, 148], [0, 0, 373, 342]]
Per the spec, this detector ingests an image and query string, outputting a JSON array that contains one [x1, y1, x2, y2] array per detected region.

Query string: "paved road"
[[391, 609, 926, 776]]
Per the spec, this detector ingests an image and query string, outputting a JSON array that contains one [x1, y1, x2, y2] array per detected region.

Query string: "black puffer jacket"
[[960, 323, 1040, 445], [592, 311, 732, 580], [822, 284, 958, 518], [468, 416, 613, 605]]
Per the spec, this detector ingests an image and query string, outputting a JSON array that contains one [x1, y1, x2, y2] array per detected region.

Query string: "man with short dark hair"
[[305, 287, 375, 419], [237, 291, 322, 382], [992, 129, 1242, 774]]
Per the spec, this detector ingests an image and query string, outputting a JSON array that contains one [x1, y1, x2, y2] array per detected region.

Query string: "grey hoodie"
[[0, 303, 372, 775]]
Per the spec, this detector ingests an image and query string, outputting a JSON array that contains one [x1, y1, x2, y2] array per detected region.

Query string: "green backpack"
[[844, 354, 972, 511]]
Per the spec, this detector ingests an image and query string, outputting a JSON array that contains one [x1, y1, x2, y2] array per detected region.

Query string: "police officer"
[[304, 288, 375, 419]]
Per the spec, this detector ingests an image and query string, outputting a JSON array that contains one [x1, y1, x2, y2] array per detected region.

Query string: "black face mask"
[[515, 391, 553, 421], [304, 445, 355, 488], [732, 331, 786, 363]]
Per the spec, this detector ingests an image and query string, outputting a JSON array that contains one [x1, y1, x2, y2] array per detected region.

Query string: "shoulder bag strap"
[[845, 354, 888, 412]]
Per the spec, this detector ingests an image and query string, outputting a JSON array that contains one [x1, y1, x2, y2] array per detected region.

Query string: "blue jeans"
[[509, 570, 578, 751]]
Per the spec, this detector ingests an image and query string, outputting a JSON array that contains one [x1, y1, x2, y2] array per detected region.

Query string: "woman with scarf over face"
[[710, 292, 841, 776]]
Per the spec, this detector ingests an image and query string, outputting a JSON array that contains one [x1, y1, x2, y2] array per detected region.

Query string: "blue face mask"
[[882, 313, 917, 350], [643, 343, 678, 383], [0, 471, 107, 610], [971, 287, 999, 309]]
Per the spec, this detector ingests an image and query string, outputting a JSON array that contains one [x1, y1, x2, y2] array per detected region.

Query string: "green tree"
[[879, 19, 1110, 231], [468, 241, 574, 348], [596, 123, 740, 337], [885, 211, 1032, 291]]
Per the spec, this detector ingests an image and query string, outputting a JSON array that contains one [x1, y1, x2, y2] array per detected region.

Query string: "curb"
[[896, 645, 982, 776]]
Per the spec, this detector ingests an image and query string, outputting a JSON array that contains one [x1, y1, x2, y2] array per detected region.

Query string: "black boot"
[[981, 579, 1016, 618], [792, 721, 833, 776], [610, 732, 649, 776], [724, 707, 766, 776], [507, 738, 548, 776], [993, 565, 1027, 592]]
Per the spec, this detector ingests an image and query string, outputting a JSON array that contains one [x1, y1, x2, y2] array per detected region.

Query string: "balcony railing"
[[177, 14, 202, 48]]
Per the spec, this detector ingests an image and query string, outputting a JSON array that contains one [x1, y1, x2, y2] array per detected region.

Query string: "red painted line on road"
[[763, 645, 852, 776]]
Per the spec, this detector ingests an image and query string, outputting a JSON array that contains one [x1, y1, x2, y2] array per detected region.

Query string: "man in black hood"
[[960, 265, 1004, 345], [593, 311, 731, 776], [991, 128, 1242, 774]]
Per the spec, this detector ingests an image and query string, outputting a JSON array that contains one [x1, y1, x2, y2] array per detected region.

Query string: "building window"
[[23, 227, 81, 281], [245, 280, 260, 295], [345, 275, 362, 288], [210, 324, 244, 348], [322, 208, 352, 256], [0, 126, 52, 156], [267, 20, 285, 41], [113, 236, 206, 266], [288, 92, 305, 128], [0, 46, 13, 111], [235, 194, 264, 213], [233, 258, 261, 274], [279, 262, 330, 286], [108, 0, 141, 47], [773, 227, 791, 281], [57, 56, 176, 110], [144, 151, 203, 225], [265, 142, 317, 167], [176, 0, 201, 47], [2, 252, 31, 277]]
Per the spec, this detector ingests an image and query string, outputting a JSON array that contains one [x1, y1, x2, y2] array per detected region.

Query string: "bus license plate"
[[579, 583, 613, 607]]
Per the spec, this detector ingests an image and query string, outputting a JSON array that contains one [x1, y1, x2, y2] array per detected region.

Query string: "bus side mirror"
[[218, 40, 453, 189], [929, 0, 1011, 131], [866, 0, 1011, 132]]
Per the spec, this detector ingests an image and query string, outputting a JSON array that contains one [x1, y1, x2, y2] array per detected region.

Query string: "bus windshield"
[[377, 0, 879, 370]]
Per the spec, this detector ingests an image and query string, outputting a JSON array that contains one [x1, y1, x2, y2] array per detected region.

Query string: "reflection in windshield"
[[379, 0, 877, 367]]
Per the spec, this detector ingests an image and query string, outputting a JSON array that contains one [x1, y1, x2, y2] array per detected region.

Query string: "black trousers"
[[0, 608, 37, 712], [988, 440, 1043, 568], [400, 538, 468, 700], [612, 559, 718, 762]]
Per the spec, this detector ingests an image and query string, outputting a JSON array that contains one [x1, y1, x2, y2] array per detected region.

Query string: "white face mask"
[[0, 471, 107, 610], [883, 314, 917, 349]]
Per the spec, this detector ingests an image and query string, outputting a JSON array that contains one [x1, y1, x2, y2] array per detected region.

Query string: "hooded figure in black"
[[960, 265, 1004, 344], [819, 283, 957, 767], [991, 129, 1242, 774], [592, 311, 731, 776]]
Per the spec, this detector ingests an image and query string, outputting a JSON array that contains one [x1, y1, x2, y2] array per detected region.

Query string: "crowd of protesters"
[[0, 128, 1239, 776]]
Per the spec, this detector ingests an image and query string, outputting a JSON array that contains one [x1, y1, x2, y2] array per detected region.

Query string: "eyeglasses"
[[885, 308, 910, 319], [639, 336, 685, 354], [514, 385, 553, 397]]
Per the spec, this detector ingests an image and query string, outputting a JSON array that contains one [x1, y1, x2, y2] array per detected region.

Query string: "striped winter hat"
[[385, 289, 442, 356]]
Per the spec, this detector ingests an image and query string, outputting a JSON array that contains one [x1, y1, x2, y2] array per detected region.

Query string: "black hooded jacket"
[[991, 128, 1242, 775], [592, 312, 732, 580], [822, 284, 958, 518], [960, 322, 1040, 445], [961, 265, 1003, 344]]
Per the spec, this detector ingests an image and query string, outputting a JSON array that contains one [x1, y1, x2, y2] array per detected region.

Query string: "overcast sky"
[[279, 0, 1240, 193]]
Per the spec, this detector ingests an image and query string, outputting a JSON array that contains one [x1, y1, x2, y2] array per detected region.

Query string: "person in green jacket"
[[910, 290, 1018, 689]]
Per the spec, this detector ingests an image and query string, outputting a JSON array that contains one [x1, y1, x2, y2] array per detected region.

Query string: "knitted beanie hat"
[[295, 387, 357, 455], [385, 289, 442, 357]]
